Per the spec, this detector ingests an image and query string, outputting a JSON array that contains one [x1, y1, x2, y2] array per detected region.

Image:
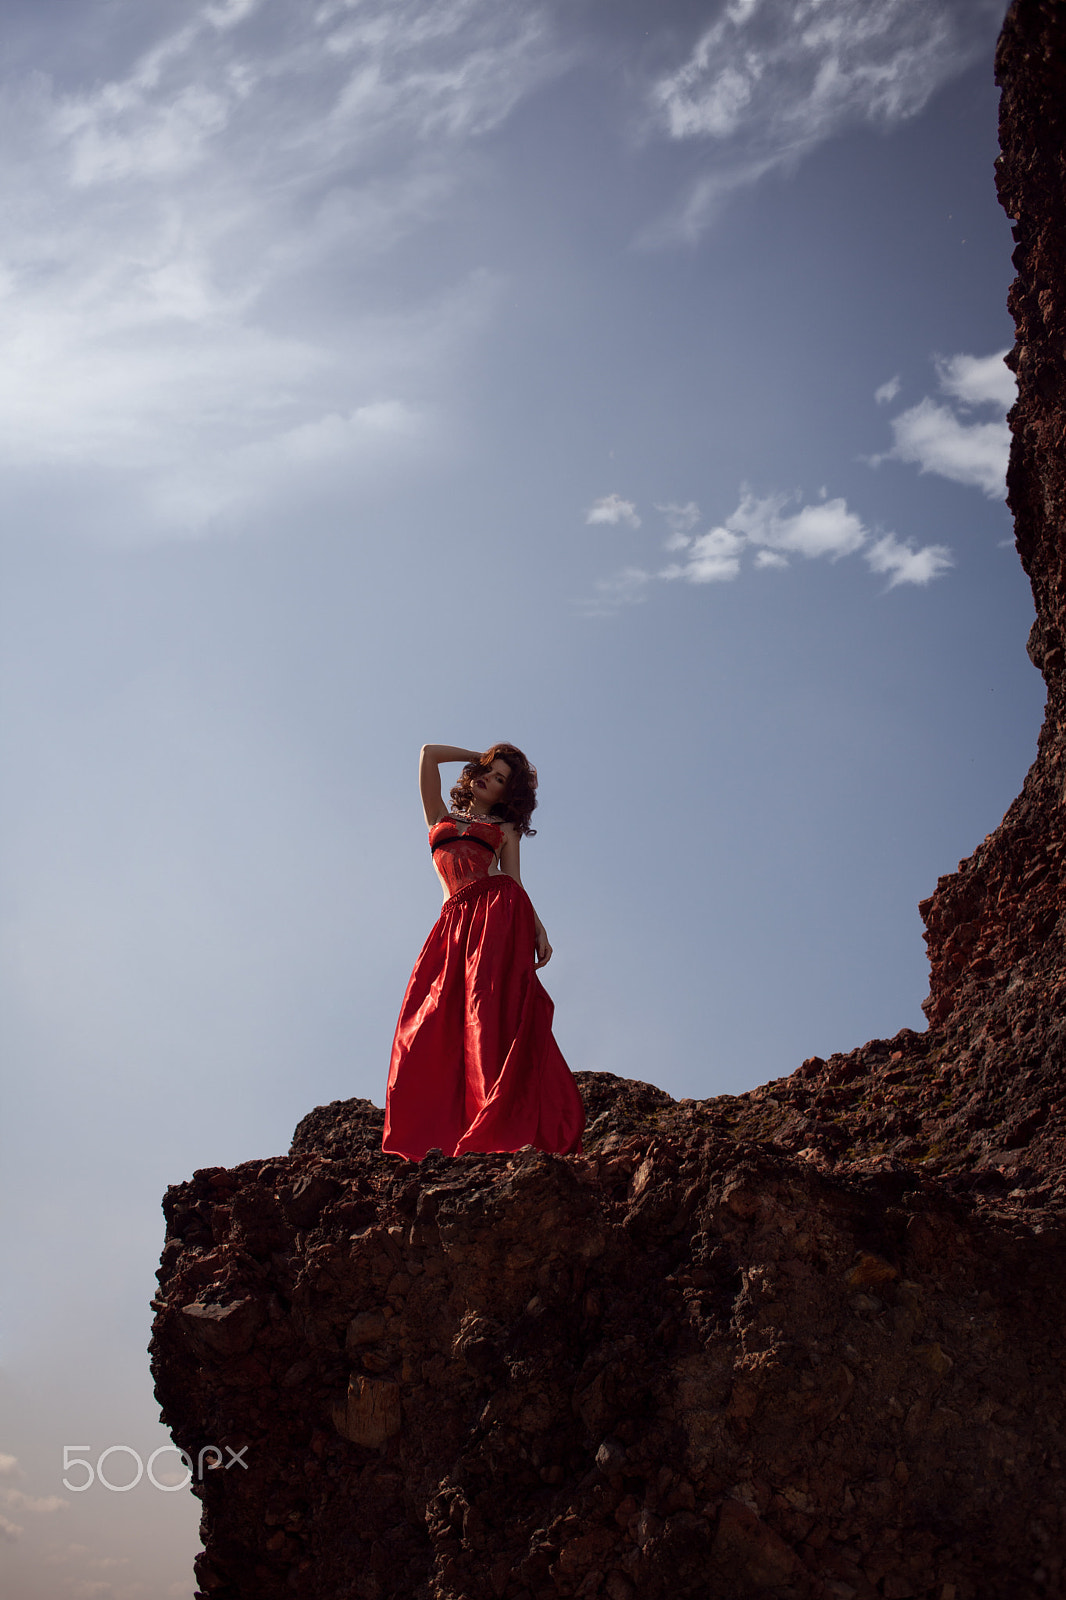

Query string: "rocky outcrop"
[[918, 0, 1066, 1103], [150, 4, 1066, 1597], [151, 1088, 1066, 1600]]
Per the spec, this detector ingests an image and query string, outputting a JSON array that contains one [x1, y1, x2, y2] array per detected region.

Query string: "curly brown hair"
[[451, 743, 538, 837]]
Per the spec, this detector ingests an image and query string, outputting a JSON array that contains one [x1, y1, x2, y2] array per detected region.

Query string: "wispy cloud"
[[643, 0, 1003, 241], [871, 349, 1014, 497], [0, 1456, 26, 1539], [579, 565, 655, 615], [655, 500, 701, 549], [581, 486, 951, 612], [655, 500, 700, 531], [662, 525, 745, 583], [0, 1458, 68, 1522], [866, 532, 953, 587], [0, 0, 561, 536], [875, 375, 901, 406], [586, 492, 642, 528], [0, 1486, 67, 1514]]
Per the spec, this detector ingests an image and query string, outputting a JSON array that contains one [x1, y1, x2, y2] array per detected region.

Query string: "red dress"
[[382, 816, 585, 1161]]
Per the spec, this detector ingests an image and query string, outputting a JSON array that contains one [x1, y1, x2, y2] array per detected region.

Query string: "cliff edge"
[[150, 4, 1066, 1597]]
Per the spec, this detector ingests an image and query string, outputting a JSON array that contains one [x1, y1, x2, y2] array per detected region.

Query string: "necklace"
[[450, 808, 499, 830]]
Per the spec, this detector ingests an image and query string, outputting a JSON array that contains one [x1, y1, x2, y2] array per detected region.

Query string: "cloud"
[[875, 375, 901, 405], [0, 1513, 22, 1542], [0, 0, 561, 536], [935, 349, 1016, 410], [585, 493, 642, 528], [866, 532, 953, 587], [884, 400, 1009, 496], [728, 490, 867, 559], [655, 500, 702, 549], [577, 565, 654, 616], [663, 526, 745, 583], [1, 1486, 67, 1513], [872, 349, 1014, 498], [655, 500, 700, 531], [0, 1459, 69, 1520], [583, 485, 951, 610], [644, 0, 1003, 240], [142, 396, 435, 531]]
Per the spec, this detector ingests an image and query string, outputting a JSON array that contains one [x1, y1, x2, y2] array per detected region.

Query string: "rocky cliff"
[[150, 4, 1066, 1597]]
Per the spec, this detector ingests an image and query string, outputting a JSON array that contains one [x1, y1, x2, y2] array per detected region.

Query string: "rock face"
[[152, 1091, 1066, 1600], [150, 5, 1066, 1598]]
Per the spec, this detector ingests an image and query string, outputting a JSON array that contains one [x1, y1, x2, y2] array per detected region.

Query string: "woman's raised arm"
[[419, 744, 482, 826]]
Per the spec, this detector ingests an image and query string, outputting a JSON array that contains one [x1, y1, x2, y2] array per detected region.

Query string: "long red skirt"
[[382, 874, 585, 1161]]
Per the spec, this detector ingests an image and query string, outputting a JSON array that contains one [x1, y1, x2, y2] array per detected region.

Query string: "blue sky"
[[0, 0, 1038, 1593]]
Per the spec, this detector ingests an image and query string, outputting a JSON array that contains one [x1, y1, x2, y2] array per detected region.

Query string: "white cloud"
[[875, 375, 901, 405], [584, 483, 951, 609], [935, 349, 1015, 410], [885, 398, 1009, 497], [663, 529, 694, 552], [872, 349, 1014, 498], [645, 0, 1002, 240], [0, 0, 561, 537], [586, 493, 642, 528], [0, 1486, 67, 1513], [665, 526, 745, 583], [729, 490, 867, 560], [0, 1513, 21, 1542], [866, 532, 953, 587], [60, 83, 233, 186], [0, 1456, 20, 1479]]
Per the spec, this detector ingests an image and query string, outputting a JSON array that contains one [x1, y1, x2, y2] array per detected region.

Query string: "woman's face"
[[472, 758, 511, 809]]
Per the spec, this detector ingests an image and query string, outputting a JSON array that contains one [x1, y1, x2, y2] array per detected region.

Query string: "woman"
[[382, 742, 585, 1161]]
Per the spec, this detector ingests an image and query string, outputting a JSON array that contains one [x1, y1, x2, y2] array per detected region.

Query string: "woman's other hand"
[[534, 924, 552, 968]]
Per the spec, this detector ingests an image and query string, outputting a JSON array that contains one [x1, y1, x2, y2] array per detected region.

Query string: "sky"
[[0, 0, 1039, 1593]]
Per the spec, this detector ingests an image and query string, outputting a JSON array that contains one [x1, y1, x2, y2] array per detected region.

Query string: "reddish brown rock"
[[150, 4, 1066, 1597], [151, 1104, 1066, 1600]]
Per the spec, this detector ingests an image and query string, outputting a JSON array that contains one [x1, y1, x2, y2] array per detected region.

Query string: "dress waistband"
[[440, 873, 517, 914]]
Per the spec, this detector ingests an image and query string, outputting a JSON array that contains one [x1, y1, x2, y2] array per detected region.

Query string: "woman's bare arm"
[[498, 825, 552, 967], [419, 744, 482, 826]]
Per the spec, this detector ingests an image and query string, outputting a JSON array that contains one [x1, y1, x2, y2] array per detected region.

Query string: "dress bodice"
[[429, 816, 503, 897]]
